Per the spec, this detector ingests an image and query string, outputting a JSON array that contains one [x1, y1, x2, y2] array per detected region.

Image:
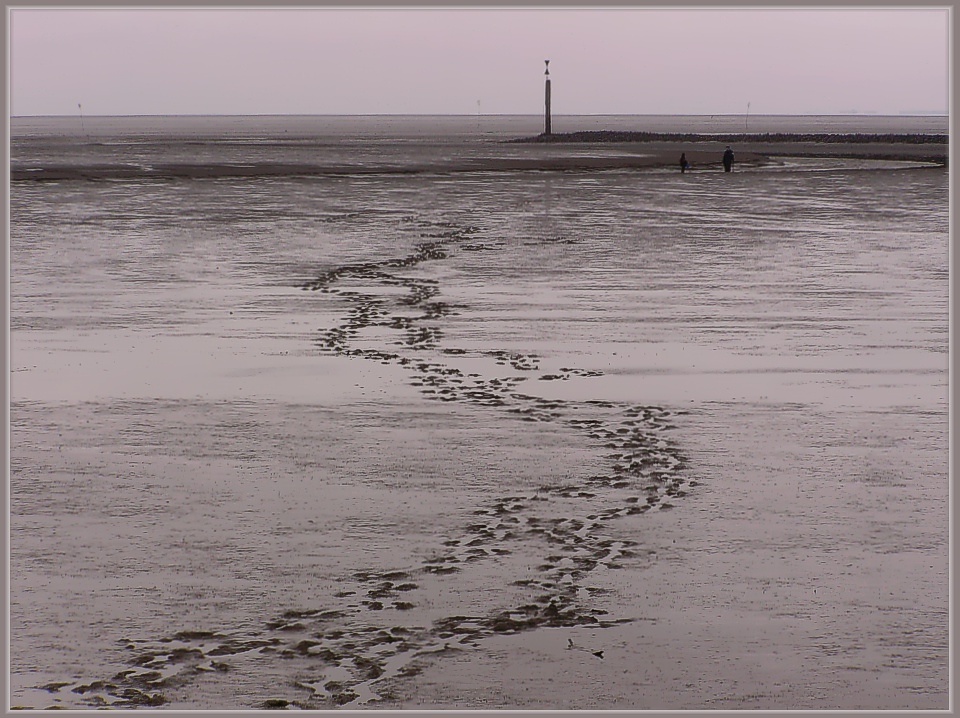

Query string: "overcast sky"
[[8, 7, 951, 117]]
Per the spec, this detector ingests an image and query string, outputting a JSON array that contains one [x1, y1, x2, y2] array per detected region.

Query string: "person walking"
[[679, 152, 690, 173], [722, 146, 735, 172]]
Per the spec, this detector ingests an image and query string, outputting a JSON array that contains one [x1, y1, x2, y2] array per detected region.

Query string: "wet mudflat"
[[9, 148, 948, 709]]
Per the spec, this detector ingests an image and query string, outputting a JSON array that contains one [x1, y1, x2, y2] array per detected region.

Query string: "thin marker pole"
[[544, 60, 552, 136]]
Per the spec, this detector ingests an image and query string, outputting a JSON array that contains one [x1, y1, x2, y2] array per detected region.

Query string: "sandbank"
[[10, 132, 947, 182]]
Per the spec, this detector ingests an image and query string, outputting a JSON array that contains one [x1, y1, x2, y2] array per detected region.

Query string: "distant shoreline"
[[515, 131, 947, 145], [11, 150, 946, 181], [11, 131, 948, 182], [512, 131, 948, 167]]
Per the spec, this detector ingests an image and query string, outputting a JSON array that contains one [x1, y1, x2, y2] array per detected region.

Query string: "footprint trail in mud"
[[37, 218, 693, 710]]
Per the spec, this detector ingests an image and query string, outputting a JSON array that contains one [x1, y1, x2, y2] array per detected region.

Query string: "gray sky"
[[8, 6, 951, 116]]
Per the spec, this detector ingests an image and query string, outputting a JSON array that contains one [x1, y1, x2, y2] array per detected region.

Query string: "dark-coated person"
[[722, 146, 735, 172]]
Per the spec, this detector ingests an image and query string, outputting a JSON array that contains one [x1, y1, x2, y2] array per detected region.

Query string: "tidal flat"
[[10, 116, 949, 709]]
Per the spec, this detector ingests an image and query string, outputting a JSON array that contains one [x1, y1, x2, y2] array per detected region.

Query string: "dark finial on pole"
[[544, 60, 552, 136]]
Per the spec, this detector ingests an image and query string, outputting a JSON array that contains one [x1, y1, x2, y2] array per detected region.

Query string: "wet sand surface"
[[9, 140, 948, 710]]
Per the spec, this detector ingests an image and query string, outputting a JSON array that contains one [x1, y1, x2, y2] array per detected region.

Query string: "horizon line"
[[10, 111, 950, 120]]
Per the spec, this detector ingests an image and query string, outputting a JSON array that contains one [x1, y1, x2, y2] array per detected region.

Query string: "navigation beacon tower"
[[544, 60, 552, 136]]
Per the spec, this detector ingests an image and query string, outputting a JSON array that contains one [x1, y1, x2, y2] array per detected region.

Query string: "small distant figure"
[[722, 146, 735, 172], [679, 152, 691, 173]]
